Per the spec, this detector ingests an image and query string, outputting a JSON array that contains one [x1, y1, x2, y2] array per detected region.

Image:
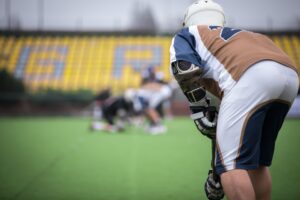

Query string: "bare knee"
[[221, 169, 255, 200]]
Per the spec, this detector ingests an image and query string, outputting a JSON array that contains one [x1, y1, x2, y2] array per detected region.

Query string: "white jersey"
[[170, 25, 297, 98], [137, 84, 172, 109], [170, 26, 299, 174]]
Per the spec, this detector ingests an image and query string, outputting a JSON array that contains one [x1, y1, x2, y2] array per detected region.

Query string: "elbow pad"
[[171, 60, 218, 138]]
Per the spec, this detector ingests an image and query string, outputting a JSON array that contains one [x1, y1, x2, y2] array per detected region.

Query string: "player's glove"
[[190, 105, 217, 139], [204, 170, 224, 200]]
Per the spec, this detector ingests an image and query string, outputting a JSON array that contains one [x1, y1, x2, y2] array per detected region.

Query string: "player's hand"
[[204, 170, 224, 200], [189, 105, 217, 138]]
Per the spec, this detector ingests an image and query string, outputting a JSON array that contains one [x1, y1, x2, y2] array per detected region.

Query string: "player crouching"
[[170, 0, 299, 199]]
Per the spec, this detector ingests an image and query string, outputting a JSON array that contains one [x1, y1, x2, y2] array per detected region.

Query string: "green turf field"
[[0, 117, 299, 200]]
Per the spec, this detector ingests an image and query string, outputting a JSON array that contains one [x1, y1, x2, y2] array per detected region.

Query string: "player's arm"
[[171, 59, 224, 199], [171, 60, 217, 139]]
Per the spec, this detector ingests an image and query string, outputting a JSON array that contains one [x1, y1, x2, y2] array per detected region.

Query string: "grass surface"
[[0, 117, 299, 200]]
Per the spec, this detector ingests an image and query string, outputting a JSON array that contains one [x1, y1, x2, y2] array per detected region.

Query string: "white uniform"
[[137, 84, 172, 109], [170, 25, 299, 174]]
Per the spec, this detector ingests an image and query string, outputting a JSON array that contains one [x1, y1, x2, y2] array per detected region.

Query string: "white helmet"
[[124, 88, 136, 102], [183, 0, 225, 27]]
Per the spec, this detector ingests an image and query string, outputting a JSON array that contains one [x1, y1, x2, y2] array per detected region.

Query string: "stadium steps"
[[0, 34, 299, 94]]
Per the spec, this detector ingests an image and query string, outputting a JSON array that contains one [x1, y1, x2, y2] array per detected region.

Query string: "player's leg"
[[250, 97, 297, 199], [145, 108, 161, 125], [248, 166, 271, 200], [102, 108, 114, 125], [146, 91, 168, 134], [220, 169, 255, 200], [155, 102, 164, 118], [216, 100, 268, 200], [248, 64, 299, 200], [144, 108, 166, 134], [100, 105, 119, 132], [249, 103, 289, 200], [215, 61, 293, 199]]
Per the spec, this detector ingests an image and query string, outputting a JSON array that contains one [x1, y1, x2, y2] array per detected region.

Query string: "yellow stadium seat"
[[0, 34, 296, 93]]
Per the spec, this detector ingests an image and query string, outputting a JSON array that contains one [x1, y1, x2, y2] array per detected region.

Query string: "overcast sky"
[[0, 0, 299, 32]]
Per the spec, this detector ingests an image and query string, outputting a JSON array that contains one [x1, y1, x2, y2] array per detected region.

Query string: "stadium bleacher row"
[[0, 34, 299, 93]]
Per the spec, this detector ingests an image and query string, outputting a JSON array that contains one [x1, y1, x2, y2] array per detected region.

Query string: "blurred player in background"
[[141, 65, 177, 120], [138, 80, 173, 134], [89, 63, 176, 135], [141, 65, 157, 85], [170, 0, 299, 199], [90, 88, 111, 122], [90, 84, 172, 135], [90, 88, 137, 133]]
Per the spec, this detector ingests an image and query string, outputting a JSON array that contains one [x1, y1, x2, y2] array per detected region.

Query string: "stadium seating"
[[270, 35, 300, 69], [0, 34, 299, 94]]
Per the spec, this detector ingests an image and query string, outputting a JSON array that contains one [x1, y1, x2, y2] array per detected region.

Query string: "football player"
[[170, 0, 299, 200]]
